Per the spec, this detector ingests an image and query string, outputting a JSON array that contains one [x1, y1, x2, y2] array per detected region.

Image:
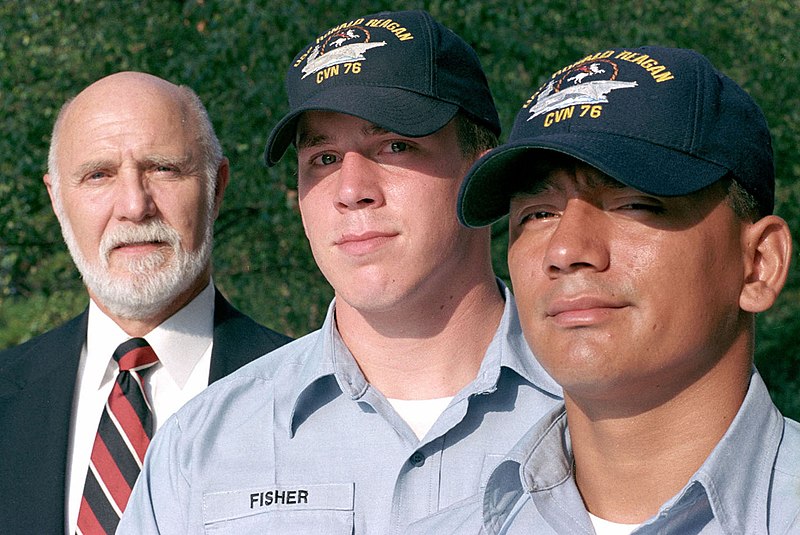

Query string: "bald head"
[[48, 72, 222, 193], [63, 71, 186, 116]]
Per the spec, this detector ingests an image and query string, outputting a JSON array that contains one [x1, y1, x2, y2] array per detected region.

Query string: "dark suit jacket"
[[0, 289, 291, 533]]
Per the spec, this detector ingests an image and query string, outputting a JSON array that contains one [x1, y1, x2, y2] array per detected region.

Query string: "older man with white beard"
[[0, 72, 291, 535]]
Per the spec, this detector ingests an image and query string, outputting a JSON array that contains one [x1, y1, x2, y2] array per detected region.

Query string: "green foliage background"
[[1, 0, 798, 419]]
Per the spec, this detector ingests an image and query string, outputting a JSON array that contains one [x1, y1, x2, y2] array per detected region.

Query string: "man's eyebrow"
[[70, 155, 194, 178], [71, 159, 116, 179], [140, 154, 194, 169], [513, 168, 629, 198], [513, 178, 556, 199], [296, 131, 328, 150], [363, 123, 390, 136], [297, 123, 395, 150], [588, 173, 628, 190]]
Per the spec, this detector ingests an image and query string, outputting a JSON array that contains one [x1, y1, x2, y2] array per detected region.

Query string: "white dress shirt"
[[65, 282, 215, 534]]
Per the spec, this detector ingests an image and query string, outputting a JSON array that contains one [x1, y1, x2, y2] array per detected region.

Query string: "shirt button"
[[410, 451, 425, 467]]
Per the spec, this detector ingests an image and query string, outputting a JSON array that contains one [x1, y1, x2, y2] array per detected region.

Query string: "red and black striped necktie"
[[77, 338, 159, 534]]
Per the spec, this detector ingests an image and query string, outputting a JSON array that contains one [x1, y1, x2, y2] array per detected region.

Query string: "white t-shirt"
[[388, 396, 454, 440], [589, 511, 641, 535]]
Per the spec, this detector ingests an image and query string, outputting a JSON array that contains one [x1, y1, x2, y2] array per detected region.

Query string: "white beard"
[[61, 217, 213, 320]]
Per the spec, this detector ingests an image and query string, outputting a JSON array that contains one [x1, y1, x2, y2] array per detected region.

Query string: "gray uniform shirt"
[[407, 370, 800, 534], [119, 284, 562, 534]]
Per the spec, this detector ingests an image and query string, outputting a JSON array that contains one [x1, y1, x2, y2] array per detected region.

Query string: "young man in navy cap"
[[409, 46, 799, 534], [120, 10, 561, 533]]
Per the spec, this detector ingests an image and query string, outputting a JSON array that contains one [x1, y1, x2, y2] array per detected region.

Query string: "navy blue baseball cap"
[[265, 9, 500, 166], [458, 46, 774, 227]]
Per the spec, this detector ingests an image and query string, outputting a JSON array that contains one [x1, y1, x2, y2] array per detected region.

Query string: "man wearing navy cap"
[[409, 46, 799, 533], [120, 10, 561, 534]]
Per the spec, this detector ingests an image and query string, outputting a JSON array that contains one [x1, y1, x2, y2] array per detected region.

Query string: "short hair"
[[725, 176, 761, 223], [453, 111, 499, 159], [176, 85, 224, 196], [47, 97, 74, 193]]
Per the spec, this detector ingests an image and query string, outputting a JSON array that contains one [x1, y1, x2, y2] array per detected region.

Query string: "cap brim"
[[458, 132, 730, 227], [264, 85, 459, 166]]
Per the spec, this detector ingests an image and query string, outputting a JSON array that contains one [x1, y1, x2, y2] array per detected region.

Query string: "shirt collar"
[[485, 369, 785, 533], [651, 369, 784, 533], [87, 281, 215, 388], [285, 299, 353, 437], [323, 281, 562, 401], [291, 299, 341, 389], [288, 282, 563, 435], [293, 298, 374, 400], [476, 400, 567, 532], [469, 281, 561, 399]]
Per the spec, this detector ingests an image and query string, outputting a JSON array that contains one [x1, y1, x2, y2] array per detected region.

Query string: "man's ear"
[[740, 214, 793, 313], [43, 173, 54, 202], [43, 173, 62, 222], [212, 157, 230, 219], [298, 195, 310, 240]]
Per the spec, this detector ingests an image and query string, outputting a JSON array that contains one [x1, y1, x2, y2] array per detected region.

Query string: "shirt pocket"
[[203, 483, 354, 534]]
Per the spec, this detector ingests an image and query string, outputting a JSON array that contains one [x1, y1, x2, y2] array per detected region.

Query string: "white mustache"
[[99, 221, 181, 263]]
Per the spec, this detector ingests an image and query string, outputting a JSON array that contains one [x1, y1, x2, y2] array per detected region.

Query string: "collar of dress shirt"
[[86, 280, 215, 389]]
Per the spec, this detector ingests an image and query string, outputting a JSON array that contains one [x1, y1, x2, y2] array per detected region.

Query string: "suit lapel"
[[0, 310, 88, 533], [209, 289, 258, 381], [208, 288, 291, 382]]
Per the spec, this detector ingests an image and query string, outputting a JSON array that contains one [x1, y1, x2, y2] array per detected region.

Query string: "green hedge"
[[1, 0, 798, 419]]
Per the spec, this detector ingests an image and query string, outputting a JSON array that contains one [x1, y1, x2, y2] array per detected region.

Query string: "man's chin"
[[86, 275, 185, 320], [78, 242, 211, 319], [107, 266, 169, 282], [105, 252, 173, 276]]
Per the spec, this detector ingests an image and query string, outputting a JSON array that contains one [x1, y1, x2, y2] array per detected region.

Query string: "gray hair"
[[176, 85, 224, 211]]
